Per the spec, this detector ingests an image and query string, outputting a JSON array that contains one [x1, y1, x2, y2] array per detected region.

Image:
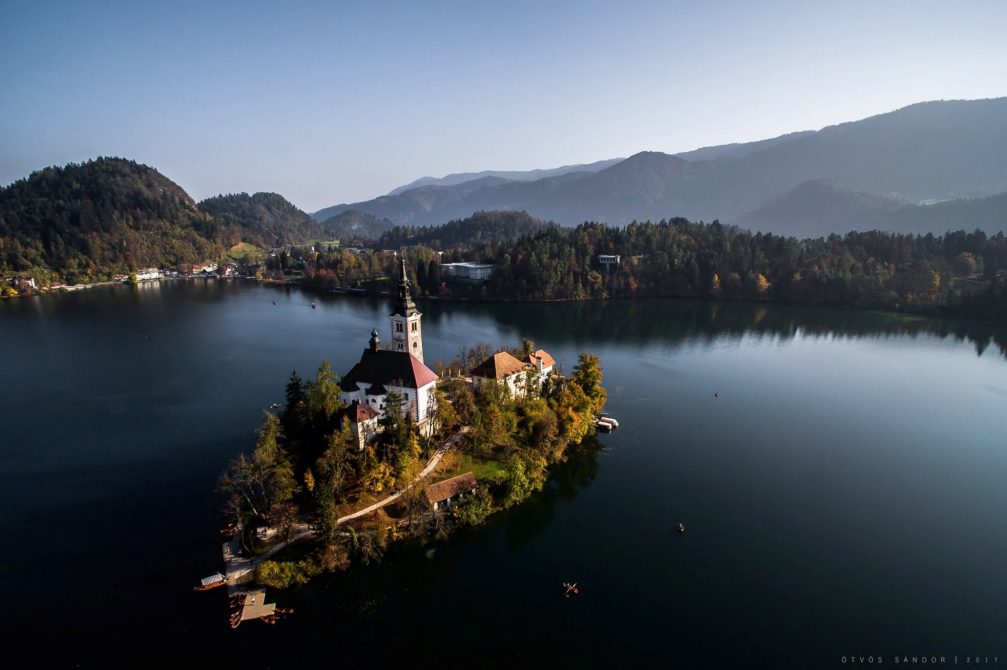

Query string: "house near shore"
[[136, 268, 161, 281], [13, 275, 36, 291], [528, 349, 555, 379], [471, 347, 557, 396], [425, 472, 478, 511], [339, 258, 439, 437], [471, 351, 528, 395], [189, 263, 218, 275], [441, 261, 495, 283]]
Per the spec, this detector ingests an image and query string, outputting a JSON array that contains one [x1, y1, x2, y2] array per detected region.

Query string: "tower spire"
[[389, 252, 424, 362], [393, 254, 417, 317]]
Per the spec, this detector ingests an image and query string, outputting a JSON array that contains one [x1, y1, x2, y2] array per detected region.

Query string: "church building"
[[339, 258, 439, 437]]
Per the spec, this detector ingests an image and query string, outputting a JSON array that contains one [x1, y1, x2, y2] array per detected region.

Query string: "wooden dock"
[[239, 589, 276, 622]]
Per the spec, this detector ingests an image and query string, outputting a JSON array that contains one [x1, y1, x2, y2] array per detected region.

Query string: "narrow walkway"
[[224, 427, 468, 590]]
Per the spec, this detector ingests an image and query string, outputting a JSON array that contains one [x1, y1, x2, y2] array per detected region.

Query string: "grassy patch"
[[229, 242, 265, 261], [453, 453, 507, 482]]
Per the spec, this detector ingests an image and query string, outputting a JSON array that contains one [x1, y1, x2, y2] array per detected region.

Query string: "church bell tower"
[[390, 256, 423, 363]]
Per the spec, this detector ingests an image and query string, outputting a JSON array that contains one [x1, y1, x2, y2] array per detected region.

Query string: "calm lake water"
[[1, 280, 1005, 667]]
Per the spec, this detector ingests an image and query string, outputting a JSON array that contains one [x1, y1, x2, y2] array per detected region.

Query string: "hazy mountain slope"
[[731, 180, 1007, 237], [320, 209, 396, 241], [729, 180, 904, 237], [889, 192, 1007, 236], [709, 98, 1007, 215], [311, 98, 1007, 230], [385, 158, 623, 195], [673, 131, 815, 162], [198, 192, 322, 246], [311, 176, 515, 224]]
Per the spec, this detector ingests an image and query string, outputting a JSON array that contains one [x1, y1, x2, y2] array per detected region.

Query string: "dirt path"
[[224, 427, 468, 589]]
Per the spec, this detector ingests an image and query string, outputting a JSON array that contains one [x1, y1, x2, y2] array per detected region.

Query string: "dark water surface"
[[1, 281, 1005, 668]]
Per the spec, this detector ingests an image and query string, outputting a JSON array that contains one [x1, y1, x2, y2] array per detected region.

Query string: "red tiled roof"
[[529, 349, 555, 368], [340, 349, 439, 392], [424, 472, 477, 505], [470, 351, 527, 380], [347, 400, 379, 422]]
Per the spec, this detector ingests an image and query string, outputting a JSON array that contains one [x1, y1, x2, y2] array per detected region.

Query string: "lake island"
[[215, 259, 608, 620]]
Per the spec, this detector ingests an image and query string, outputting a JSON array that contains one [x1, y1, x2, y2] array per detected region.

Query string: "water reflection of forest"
[[421, 298, 1007, 359]]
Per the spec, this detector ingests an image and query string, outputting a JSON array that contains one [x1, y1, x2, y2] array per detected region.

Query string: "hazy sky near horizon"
[[2, 1, 1005, 211]]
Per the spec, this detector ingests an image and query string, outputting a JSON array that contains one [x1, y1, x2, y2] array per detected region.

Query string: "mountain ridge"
[[310, 97, 1007, 231]]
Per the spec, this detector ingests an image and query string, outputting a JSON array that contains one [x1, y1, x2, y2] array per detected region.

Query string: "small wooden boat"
[[194, 572, 227, 591], [676, 522, 686, 534]]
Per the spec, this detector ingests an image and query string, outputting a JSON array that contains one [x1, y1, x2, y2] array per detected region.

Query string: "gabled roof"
[[529, 349, 556, 368], [340, 349, 438, 392], [366, 383, 387, 396], [424, 472, 478, 505], [470, 351, 527, 380], [346, 400, 380, 423]]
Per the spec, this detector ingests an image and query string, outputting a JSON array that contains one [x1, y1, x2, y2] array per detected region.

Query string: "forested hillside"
[[376, 211, 554, 249], [301, 216, 1007, 322], [0, 158, 222, 284], [197, 192, 322, 247], [319, 209, 396, 242], [0, 158, 323, 284]]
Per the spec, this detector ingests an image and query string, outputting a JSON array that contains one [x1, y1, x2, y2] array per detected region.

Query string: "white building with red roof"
[[470, 347, 557, 397], [339, 260, 439, 436], [343, 400, 381, 450]]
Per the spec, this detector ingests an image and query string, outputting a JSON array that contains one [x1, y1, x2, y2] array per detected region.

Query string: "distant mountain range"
[[312, 98, 1007, 236], [385, 158, 624, 196]]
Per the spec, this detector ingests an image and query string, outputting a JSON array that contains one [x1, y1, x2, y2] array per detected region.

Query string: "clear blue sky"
[[1, 0, 1005, 211]]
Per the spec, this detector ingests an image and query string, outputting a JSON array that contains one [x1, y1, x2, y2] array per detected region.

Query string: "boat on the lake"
[[597, 415, 619, 431], [194, 572, 227, 591]]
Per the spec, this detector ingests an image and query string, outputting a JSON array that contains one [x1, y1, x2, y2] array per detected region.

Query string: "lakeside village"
[[0, 239, 505, 298], [203, 259, 615, 627]]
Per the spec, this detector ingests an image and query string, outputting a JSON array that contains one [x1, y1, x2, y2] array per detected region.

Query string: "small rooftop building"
[[12, 275, 36, 291], [597, 254, 621, 266], [471, 351, 530, 396], [528, 349, 556, 386], [424, 472, 478, 511], [344, 400, 381, 450]]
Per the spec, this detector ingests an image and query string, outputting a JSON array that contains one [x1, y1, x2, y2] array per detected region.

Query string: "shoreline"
[[5, 272, 1005, 331]]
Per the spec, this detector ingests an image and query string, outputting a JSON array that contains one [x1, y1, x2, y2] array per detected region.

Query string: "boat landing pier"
[[239, 589, 275, 622]]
